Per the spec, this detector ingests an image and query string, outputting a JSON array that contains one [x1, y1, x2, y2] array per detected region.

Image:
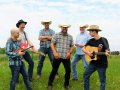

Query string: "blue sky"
[[0, 0, 120, 50]]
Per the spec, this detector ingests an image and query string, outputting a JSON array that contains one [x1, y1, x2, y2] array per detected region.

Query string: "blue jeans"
[[84, 64, 106, 90], [37, 47, 54, 75], [23, 51, 34, 79], [9, 62, 32, 90], [71, 54, 88, 79]]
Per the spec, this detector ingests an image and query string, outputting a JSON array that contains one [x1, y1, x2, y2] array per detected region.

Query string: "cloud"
[[0, 0, 120, 51]]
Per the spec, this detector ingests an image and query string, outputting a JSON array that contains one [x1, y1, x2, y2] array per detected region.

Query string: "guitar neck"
[[95, 51, 120, 55]]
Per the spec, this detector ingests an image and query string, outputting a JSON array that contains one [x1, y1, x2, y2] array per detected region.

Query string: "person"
[[47, 24, 74, 90], [37, 20, 58, 78], [6, 28, 32, 90], [82, 25, 110, 90], [71, 24, 91, 80], [16, 19, 40, 82]]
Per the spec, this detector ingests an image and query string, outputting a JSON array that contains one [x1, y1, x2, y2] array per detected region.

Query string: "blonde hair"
[[10, 27, 19, 36], [6, 28, 19, 43]]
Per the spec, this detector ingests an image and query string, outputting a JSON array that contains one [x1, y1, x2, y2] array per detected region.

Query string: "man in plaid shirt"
[[6, 28, 32, 90], [48, 24, 74, 90]]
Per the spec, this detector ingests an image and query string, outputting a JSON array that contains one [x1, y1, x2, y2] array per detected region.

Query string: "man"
[[37, 20, 58, 78], [6, 28, 32, 90], [82, 25, 110, 90], [16, 19, 38, 82], [71, 24, 90, 80], [48, 24, 74, 90]]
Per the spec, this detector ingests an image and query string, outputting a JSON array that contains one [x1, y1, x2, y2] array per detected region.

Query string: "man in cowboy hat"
[[82, 25, 110, 90], [16, 19, 40, 82], [71, 24, 91, 80], [48, 24, 74, 90], [37, 20, 59, 78]]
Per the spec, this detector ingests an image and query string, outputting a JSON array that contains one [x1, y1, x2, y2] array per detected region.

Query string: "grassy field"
[[0, 54, 120, 90]]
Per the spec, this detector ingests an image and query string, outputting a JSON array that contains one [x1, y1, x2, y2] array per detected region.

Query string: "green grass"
[[0, 54, 120, 90]]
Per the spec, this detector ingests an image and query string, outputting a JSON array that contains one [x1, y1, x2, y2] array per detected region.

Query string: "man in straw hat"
[[6, 28, 32, 90], [82, 25, 110, 90], [71, 24, 91, 80], [37, 20, 59, 78], [47, 24, 74, 90], [16, 19, 42, 82]]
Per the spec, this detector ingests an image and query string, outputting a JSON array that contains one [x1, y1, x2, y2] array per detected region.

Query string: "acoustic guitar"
[[85, 46, 119, 62]]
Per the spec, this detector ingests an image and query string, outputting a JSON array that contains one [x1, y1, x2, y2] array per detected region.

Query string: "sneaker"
[[55, 74, 59, 79], [64, 85, 69, 90], [47, 85, 52, 90], [37, 74, 41, 79]]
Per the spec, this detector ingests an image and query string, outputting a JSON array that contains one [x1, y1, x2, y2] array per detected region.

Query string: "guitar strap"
[[23, 31, 28, 44]]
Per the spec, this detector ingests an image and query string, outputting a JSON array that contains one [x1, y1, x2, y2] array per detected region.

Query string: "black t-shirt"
[[86, 37, 109, 68]]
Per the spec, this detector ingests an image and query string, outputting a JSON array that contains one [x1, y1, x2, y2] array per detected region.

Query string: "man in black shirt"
[[82, 25, 110, 90]]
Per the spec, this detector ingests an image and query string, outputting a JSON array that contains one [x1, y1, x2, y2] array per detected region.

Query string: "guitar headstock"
[[111, 51, 120, 55]]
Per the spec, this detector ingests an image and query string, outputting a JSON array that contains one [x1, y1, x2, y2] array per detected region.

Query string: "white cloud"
[[0, 0, 120, 51]]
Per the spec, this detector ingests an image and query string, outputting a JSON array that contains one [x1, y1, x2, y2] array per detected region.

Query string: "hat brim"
[[16, 22, 27, 28], [58, 25, 71, 28], [87, 29, 102, 31], [41, 21, 52, 25]]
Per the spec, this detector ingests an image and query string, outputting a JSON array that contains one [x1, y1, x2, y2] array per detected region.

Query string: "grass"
[[0, 54, 120, 90]]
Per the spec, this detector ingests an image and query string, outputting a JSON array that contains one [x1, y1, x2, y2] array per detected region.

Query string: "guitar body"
[[85, 46, 120, 62], [85, 46, 98, 62]]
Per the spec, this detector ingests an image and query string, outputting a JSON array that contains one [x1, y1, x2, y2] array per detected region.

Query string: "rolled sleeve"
[[51, 34, 57, 44]]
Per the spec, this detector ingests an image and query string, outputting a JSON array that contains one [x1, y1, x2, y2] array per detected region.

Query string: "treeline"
[[0, 47, 5, 54]]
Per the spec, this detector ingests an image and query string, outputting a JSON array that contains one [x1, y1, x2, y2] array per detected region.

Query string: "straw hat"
[[58, 24, 71, 28], [79, 24, 89, 28], [87, 25, 102, 31], [41, 20, 52, 25], [16, 19, 27, 28]]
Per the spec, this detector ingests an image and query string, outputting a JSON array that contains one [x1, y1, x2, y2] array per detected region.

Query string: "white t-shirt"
[[19, 31, 29, 43]]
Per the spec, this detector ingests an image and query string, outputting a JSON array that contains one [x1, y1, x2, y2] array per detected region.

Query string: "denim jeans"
[[23, 51, 34, 79], [71, 54, 88, 79], [37, 47, 54, 75], [9, 62, 32, 90], [48, 58, 71, 86], [84, 64, 106, 90]]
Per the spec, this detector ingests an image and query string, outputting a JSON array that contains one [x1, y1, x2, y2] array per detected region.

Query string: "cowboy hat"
[[80, 24, 89, 28], [87, 25, 102, 31], [41, 20, 52, 25], [58, 24, 71, 28], [16, 19, 27, 28]]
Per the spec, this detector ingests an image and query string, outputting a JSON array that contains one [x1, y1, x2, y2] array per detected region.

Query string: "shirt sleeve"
[[51, 30, 55, 36], [39, 30, 43, 37], [102, 37, 110, 50], [70, 36, 74, 47], [51, 34, 57, 44], [6, 42, 19, 59]]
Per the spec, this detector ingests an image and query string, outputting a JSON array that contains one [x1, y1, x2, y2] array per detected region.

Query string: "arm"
[[51, 43, 59, 59], [38, 36, 53, 41], [6, 43, 25, 59]]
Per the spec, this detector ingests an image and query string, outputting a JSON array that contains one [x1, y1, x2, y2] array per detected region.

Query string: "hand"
[[105, 50, 110, 56], [40, 52, 45, 56], [86, 51, 93, 57], [75, 43, 79, 46], [54, 52, 59, 60], [18, 51, 25, 56], [66, 52, 71, 59]]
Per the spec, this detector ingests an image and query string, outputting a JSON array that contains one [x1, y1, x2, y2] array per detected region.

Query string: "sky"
[[0, 0, 120, 51]]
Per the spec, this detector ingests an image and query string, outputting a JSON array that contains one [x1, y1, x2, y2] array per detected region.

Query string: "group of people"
[[5, 19, 110, 90]]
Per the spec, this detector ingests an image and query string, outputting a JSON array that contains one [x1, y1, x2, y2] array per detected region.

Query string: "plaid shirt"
[[39, 29, 55, 48], [6, 38, 23, 66], [52, 32, 74, 59]]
